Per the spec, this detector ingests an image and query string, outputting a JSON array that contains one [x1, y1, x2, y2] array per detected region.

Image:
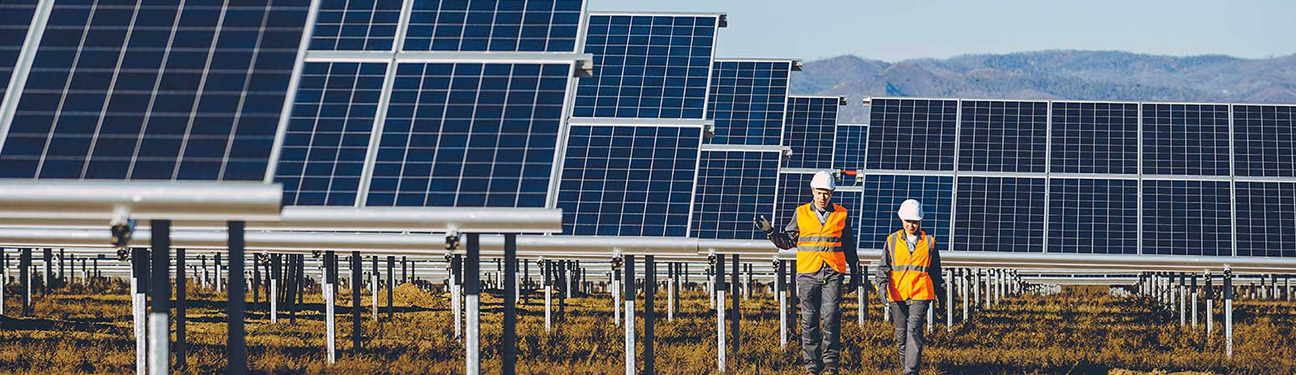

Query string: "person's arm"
[[841, 225, 860, 287], [875, 233, 892, 302], [929, 236, 947, 304], [768, 217, 799, 250]]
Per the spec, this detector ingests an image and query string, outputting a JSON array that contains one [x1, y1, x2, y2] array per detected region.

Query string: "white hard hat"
[[898, 199, 924, 221], [810, 171, 836, 191]]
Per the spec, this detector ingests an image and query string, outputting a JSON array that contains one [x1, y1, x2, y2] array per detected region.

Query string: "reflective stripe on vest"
[[795, 203, 849, 274], [886, 230, 936, 301]]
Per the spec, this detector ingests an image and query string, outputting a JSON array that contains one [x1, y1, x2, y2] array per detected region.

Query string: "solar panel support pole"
[[644, 255, 655, 375], [21, 248, 30, 316], [450, 255, 460, 336], [1191, 274, 1198, 328], [777, 260, 786, 348], [351, 252, 362, 352], [623, 254, 636, 375], [961, 269, 969, 323], [715, 253, 726, 372], [148, 221, 170, 375], [132, 247, 147, 375], [227, 221, 248, 375], [215, 253, 222, 294], [386, 255, 394, 320], [502, 234, 517, 374], [464, 233, 481, 375], [1224, 267, 1233, 358], [1179, 273, 1186, 327], [667, 262, 674, 322], [543, 259, 551, 332], [612, 258, 620, 327], [176, 248, 188, 369], [1205, 271, 1214, 335], [371, 256, 378, 323], [731, 255, 740, 357], [324, 251, 336, 364]]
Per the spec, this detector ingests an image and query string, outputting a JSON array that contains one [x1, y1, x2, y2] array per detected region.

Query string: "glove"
[[844, 274, 858, 295], [877, 283, 890, 305], [754, 215, 774, 234]]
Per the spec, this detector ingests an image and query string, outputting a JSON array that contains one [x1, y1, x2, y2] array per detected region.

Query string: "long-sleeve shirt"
[[768, 203, 861, 282], [876, 231, 946, 301]]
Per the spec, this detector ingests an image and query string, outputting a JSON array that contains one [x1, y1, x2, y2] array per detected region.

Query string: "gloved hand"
[[877, 283, 890, 305], [754, 215, 774, 234], [844, 274, 858, 295]]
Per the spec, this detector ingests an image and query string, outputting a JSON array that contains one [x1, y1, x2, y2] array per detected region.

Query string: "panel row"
[[864, 98, 1296, 177], [852, 174, 1296, 257]]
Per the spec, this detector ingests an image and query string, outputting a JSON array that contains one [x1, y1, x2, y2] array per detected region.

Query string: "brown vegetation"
[[1, 280, 1292, 374]]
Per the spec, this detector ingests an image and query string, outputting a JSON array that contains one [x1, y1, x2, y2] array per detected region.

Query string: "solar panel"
[[834, 124, 867, 171], [953, 177, 1046, 252], [1049, 102, 1139, 174], [365, 62, 571, 207], [782, 96, 840, 169], [691, 149, 779, 239], [1235, 181, 1296, 258], [859, 174, 953, 251], [274, 62, 386, 206], [1141, 103, 1230, 176], [864, 98, 957, 171], [1233, 105, 1296, 177], [556, 125, 702, 236], [1046, 178, 1138, 254], [706, 60, 791, 146], [573, 13, 719, 119], [834, 187, 862, 248], [0, 0, 39, 108], [1141, 179, 1232, 256], [0, 0, 311, 180], [957, 100, 1047, 173], [404, 0, 584, 52], [773, 172, 812, 227], [310, 0, 404, 51]]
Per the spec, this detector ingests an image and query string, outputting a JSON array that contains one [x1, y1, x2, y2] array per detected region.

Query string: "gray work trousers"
[[888, 299, 932, 375], [797, 266, 843, 373]]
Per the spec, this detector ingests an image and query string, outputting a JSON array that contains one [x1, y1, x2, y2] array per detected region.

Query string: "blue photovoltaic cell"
[[274, 62, 386, 206], [958, 100, 1047, 173], [366, 62, 570, 207], [573, 14, 718, 119], [310, 0, 403, 51], [834, 124, 867, 171], [0, 0, 39, 107], [1047, 178, 1138, 254], [1235, 182, 1296, 258], [1234, 105, 1296, 177], [783, 97, 839, 170], [557, 125, 702, 237], [0, 0, 310, 180], [774, 172, 812, 227], [404, 0, 583, 52], [954, 177, 1046, 252], [1142, 103, 1230, 176], [865, 98, 958, 171], [859, 175, 953, 251], [1142, 180, 1232, 256], [691, 150, 779, 239], [1050, 102, 1139, 174], [706, 60, 790, 145]]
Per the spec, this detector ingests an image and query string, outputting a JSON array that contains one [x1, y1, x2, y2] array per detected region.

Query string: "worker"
[[756, 170, 860, 375], [876, 199, 946, 375]]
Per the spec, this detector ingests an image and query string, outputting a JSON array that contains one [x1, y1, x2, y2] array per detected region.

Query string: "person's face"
[[903, 219, 921, 235], [812, 188, 832, 210]]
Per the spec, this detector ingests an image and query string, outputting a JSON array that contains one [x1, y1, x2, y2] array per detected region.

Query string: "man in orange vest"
[[876, 199, 946, 375], [756, 171, 860, 375]]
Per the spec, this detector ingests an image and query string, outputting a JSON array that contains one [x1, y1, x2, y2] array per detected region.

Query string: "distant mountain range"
[[789, 50, 1296, 123]]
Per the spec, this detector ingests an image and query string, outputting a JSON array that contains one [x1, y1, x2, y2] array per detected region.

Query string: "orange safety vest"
[[794, 203, 848, 274], [886, 230, 936, 301]]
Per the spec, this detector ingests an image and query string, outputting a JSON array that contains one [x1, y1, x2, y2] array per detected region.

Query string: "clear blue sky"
[[589, 0, 1296, 62]]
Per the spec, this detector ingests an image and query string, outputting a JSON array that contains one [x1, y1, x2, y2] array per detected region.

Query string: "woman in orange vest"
[[876, 199, 946, 375], [756, 171, 861, 375]]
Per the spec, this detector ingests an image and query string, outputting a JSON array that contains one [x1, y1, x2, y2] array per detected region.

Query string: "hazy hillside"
[[790, 50, 1296, 123]]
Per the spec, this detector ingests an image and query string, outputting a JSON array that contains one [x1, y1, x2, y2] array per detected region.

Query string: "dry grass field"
[[1, 279, 1293, 374]]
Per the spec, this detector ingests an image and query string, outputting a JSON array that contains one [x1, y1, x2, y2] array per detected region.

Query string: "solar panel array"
[[0, 0, 39, 107], [782, 96, 841, 169], [834, 124, 867, 171], [403, 0, 584, 52], [0, 0, 312, 181], [310, 0, 404, 51], [863, 97, 1296, 257], [691, 149, 780, 239], [706, 60, 792, 145]]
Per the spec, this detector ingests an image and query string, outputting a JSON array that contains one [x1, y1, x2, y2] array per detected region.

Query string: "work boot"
[[821, 368, 839, 375]]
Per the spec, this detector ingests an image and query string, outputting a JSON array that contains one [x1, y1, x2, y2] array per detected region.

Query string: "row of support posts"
[[1139, 269, 1238, 358]]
